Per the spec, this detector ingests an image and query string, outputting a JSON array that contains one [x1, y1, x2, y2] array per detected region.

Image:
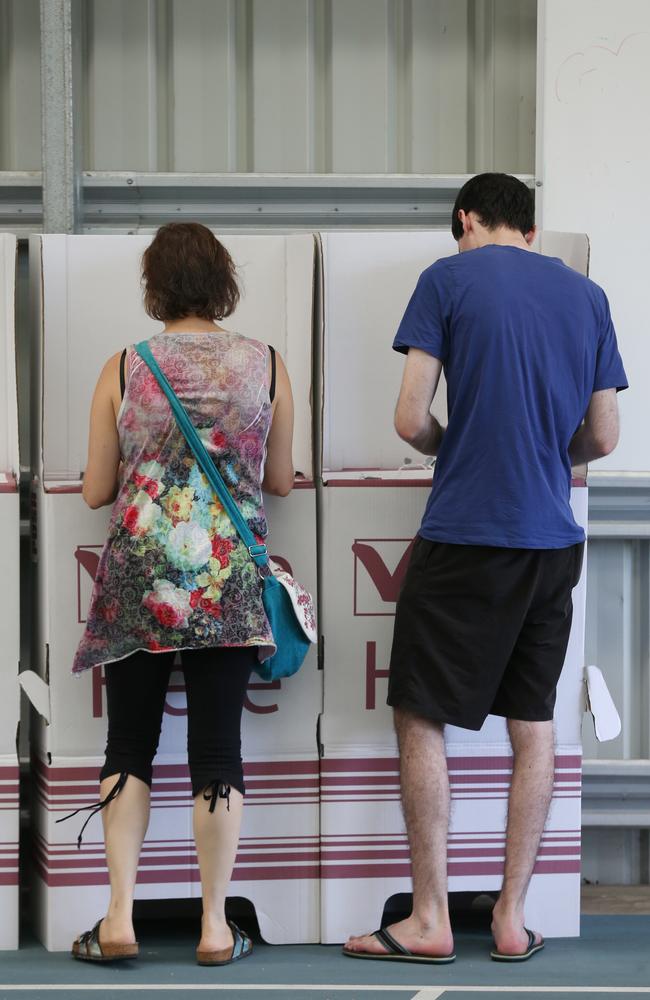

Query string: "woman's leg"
[[183, 647, 255, 953], [96, 650, 174, 945]]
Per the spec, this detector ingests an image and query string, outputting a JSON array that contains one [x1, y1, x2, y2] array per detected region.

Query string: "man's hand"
[[395, 349, 445, 457]]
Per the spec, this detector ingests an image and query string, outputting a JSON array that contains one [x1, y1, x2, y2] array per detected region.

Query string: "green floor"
[[1, 916, 649, 999]]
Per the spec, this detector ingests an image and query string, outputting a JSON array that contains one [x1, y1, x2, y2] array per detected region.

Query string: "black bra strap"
[[268, 345, 276, 403], [119, 348, 127, 400]]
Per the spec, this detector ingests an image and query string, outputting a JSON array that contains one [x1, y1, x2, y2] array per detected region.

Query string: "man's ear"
[[457, 209, 471, 236], [524, 224, 537, 246]]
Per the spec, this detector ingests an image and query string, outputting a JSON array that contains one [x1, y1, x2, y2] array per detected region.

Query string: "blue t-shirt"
[[393, 245, 628, 548]]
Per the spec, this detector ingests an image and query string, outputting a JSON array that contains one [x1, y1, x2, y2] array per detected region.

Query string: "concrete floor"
[[581, 884, 650, 915], [1, 914, 649, 1000]]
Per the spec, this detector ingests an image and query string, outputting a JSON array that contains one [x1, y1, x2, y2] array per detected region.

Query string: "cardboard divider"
[[319, 230, 590, 473], [25, 234, 321, 950], [0, 234, 20, 950], [33, 233, 316, 482], [24, 226, 599, 949], [317, 231, 592, 942], [320, 231, 454, 472], [319, 473, 587, 941], [29, 487, 320, 950]]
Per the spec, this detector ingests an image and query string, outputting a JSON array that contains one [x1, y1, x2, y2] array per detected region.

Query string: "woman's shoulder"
[[222, 331, 272, 365]]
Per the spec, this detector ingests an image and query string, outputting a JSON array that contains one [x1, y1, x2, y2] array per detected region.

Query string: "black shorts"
[[387, 537, 584, 730]]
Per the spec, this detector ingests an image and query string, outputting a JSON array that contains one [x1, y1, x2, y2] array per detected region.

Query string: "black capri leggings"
[[100, 646, 256, 799]]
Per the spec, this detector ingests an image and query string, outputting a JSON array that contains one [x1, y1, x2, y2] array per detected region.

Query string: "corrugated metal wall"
[[1, 0, 536, 174], [0, 0, 41, 170]]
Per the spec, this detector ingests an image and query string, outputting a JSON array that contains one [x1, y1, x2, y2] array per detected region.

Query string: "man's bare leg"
[[345, 708, 454, 957], [491, 718, 555, 955]]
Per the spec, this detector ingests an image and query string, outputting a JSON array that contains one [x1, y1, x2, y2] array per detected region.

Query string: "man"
[[344, 173, 627, 964]]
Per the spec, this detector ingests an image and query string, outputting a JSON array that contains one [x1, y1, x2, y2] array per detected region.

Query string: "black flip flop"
[[196, 920, 253, 966], [72, 919, 139, 963], [342, 927, 456, 964], [491, 927, 545, 962]]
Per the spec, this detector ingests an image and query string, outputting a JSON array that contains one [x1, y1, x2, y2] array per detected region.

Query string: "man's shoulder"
[[540, 258, 608, 311], [417, 254, 459, 291]]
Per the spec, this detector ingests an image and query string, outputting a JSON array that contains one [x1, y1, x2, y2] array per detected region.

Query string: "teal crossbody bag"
[[135, 340, 315, 681]]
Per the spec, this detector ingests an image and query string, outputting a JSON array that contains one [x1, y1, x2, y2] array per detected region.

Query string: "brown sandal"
[[197, 920, 253, 966], [72, 919, 139, 962]]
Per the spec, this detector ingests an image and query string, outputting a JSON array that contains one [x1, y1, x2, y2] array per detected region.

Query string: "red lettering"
[[92, 670, 282, 718], [353, 540, 414, 603], [270, 555, 292, 575], [245, 680, 281, 714], [366, 641, 389, 710], [75, 547, 100, 580]]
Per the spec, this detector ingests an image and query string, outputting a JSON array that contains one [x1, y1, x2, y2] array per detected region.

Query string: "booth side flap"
[[585, 664, 622, 742], [19, 670, 51, 724]]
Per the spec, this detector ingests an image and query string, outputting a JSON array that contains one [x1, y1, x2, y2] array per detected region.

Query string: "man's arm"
[[394, 348, 445, 456], [568, 388, 620, 466]]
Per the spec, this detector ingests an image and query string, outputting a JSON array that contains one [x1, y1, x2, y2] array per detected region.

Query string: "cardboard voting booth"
[[0, 234, 20, 950], [23, 234, 321, 950], [318, 231, 592, 941]]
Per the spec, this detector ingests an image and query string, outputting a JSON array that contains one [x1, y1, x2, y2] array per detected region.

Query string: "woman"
[[68, 222, 294, 965]]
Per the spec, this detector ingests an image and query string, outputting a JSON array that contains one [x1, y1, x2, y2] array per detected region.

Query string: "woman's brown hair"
[[142, 222, 240, 322]]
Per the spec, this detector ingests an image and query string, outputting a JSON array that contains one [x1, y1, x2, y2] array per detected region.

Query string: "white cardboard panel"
[[322, 231, 455, 471], [33, 488, 320, 761], [33, 750, 319, 950], [30, 486, 321, 949], [320, 791, 581, 942], [0, 493, 20, 758], [321, 230, 589, 472], [0, 753, 19, 950], [35, 234, 316, 481], [0, 234, 19, 477], [532, 230, 590, 276], [320, 477, 587, 753], [0, 235, 19, 780], [318, 477, 587, 940]]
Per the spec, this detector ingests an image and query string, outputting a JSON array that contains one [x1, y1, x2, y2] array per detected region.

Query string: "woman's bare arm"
[[263, 351, 294, 497], [82, 352, 122, 509]]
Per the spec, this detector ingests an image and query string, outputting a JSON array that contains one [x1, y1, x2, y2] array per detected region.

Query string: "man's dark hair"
[[451, 173, 534, 241]]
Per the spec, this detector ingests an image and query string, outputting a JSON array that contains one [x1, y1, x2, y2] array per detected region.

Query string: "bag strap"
[[268, 344, 276, 403], [119, 348, 127, 400], [134, 340, 269, 570]]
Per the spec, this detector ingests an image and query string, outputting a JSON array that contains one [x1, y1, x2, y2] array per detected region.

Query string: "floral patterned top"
[[72, 331, 275, 673]]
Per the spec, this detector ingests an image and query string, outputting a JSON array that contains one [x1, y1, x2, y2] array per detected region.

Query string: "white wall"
[[537, 0, 650, 472]]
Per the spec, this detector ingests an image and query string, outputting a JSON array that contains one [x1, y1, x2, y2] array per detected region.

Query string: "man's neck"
[[477, 227, 531, 250]]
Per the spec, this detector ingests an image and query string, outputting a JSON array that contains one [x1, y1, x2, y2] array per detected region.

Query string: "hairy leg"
[[491, 718, 555, 954], [194, 787, 244, 953], [345, 708, 453, 957], [100, 773, 151, 946]]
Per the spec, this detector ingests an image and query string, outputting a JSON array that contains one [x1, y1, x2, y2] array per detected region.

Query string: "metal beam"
[[0, 171, 537, 236], [582, 760, 650, 827], [39, 0, 83, 233], [587, 473, 650, 538]]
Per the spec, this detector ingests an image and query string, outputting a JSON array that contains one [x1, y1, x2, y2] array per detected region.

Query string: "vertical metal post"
[[40, 0, 83, 232]]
